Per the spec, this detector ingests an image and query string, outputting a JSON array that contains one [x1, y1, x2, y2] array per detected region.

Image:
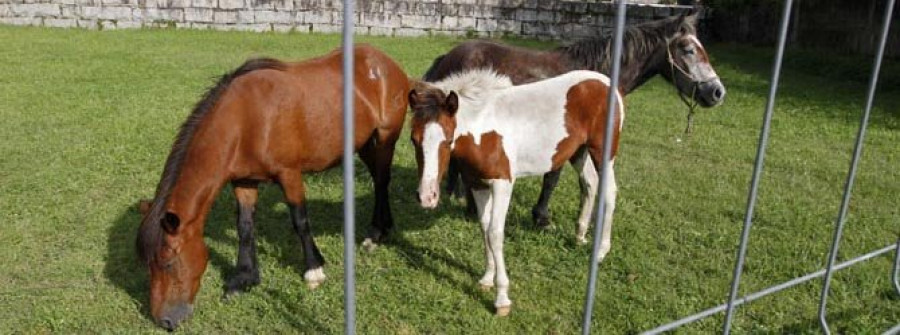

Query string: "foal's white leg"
[[573, 153, 599, 245], [488, 179, 514, 316], [595, 161, 617, 263], [471, 188, 495, 290]]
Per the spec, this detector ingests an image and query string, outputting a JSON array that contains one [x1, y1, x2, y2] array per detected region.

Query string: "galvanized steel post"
[[581, 1, 626, 334], [720, 1, 794, 334], [818, 0, 896, 333], [341, 0, 357, 333]]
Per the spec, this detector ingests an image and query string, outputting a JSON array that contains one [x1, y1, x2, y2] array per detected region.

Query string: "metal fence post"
[[817, 0, 895, 333], [721, 1, 794, 334], [342, 0, 356, 333], [893, 235, 900, 297], [581, 1, 627, 334]]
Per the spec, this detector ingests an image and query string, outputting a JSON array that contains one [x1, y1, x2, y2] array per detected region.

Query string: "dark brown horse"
[[424, 12, 725, 227], [136, 45, 409, 330]]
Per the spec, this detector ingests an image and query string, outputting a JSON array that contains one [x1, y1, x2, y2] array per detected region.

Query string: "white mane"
[[430, 68, 513, 111]]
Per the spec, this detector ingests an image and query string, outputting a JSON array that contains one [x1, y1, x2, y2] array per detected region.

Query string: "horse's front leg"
[[488, 179, 514, 316], [471, 187, 494, 290], [225, 182, 261, 296]]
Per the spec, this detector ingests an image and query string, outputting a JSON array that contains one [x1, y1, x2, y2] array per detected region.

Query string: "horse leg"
[[278, 171, 326, 289], [571, 150, 599, 245], [596, 160, 617, 262], [358, 130, 399, 251], [225, 182, 261, 296], [487, 179, 514, 316], [444, 158, 465, 198], [587, 153, 618, 263], [531, 169, 562, 228], [471, 187, 495, 290]]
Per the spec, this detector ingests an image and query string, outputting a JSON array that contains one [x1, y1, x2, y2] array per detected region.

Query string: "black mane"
[[136, 58, 286, 265], [559, 15, 695, 92]]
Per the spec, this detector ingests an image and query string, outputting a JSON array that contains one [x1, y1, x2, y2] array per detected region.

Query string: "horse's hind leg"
[[225, 181, 261, 296], [278, 171, 326, 289], [358, 129, 399, 251], [531, 169, 563, 228], [587, 152, 617, 263], [571, 149, 598, 246]]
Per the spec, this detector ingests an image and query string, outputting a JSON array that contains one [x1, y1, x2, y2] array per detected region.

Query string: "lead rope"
[[668, 46, 700, 141]]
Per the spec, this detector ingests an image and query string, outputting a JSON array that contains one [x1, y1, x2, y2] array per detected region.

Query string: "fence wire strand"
[[643, 244, 896, 334]]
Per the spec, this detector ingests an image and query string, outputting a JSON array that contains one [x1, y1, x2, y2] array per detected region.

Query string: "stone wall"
[[0, 0, 692, 40]]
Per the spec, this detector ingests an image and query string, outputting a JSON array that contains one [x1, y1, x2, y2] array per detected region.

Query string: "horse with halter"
[[409, 69, 624, 316], [136, 45, 409, 330], [423, 11, 725, 227]]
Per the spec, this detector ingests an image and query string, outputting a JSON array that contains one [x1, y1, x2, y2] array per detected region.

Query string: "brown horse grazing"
[[424, 12, 725, 227], [135, 45, 409, 330], [409, 69, 624, 316]]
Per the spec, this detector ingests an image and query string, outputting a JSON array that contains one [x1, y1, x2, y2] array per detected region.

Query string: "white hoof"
[[576, 236, 589, 245], [362, 238, 378, 253], [304, 267, 326, 289], [495, 303, 512, 317]]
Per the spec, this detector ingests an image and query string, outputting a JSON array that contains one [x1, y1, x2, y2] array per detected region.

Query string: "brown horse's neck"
[[166, 152, 228, 231]]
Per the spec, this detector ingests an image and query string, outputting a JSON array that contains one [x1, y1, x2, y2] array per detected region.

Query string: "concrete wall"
[[0, 0, 692, 40]]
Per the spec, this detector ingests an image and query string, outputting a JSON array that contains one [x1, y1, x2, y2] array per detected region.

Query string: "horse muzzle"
[[157, 303, 193, 331], [697, 79, 726, 107], [418, 180, 440, 209]]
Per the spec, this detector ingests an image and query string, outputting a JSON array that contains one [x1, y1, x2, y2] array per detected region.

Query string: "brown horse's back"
[[193, 45, 409, 179]]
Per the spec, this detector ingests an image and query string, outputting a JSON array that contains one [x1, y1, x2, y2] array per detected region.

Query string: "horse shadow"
[[102, 162, 487, 327]]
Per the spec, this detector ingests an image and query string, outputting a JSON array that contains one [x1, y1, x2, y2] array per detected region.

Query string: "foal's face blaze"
[[147, 212, 208, 331], [667, 18, 727, 107], [409, 89, 458, 209]]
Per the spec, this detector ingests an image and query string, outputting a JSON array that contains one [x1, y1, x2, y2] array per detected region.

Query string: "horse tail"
[[422, 54, 446, 82], [136, 58, 286, 266]]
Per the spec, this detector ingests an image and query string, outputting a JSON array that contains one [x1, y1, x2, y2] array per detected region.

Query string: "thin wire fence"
[[336, 1, 899, 333]]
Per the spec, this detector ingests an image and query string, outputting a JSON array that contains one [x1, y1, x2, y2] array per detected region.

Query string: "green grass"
[[0, 25, 898, 333]]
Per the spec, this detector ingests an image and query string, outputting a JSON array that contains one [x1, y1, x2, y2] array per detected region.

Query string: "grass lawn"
[[0, 25, 898, 333]]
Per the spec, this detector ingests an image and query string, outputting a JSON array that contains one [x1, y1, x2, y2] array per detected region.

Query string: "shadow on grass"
[[102, 163, 468, 328]]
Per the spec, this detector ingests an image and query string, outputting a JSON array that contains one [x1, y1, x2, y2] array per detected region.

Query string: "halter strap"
[[667, 44, 702, 136]]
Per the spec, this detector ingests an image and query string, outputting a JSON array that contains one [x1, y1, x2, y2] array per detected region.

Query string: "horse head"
[[408, 82, 459, 209], [661, 11, 726, 108]]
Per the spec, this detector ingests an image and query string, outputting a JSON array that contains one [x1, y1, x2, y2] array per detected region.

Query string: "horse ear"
[[161, 212, 180, 234], [137, 199, 152, 216], [445, 91, 459, 116]]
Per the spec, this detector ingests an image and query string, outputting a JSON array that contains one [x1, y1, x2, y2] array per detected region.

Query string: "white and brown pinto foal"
[[408, 69, 624, 316]]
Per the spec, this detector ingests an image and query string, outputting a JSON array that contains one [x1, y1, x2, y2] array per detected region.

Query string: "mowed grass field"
[[0, 25, 898, 333]]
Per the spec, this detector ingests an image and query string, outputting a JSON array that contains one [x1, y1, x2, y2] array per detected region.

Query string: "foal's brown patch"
[[551, 79, 622, 169], [453, 131, 512, 182]]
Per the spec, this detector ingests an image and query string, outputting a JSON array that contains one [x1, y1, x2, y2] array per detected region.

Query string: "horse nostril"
[[713, 87, 725, 100], [160, 318, 175, 331]]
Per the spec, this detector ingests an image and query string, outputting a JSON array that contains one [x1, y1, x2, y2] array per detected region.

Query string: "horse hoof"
[[362, 238, 378, 253], [478, 283, 494, 292], [576, 237, 589, 245], [304, 267, 326, 290], [495, 305, 511, 317]]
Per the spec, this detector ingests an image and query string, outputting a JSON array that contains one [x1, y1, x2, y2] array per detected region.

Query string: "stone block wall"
[[0, 0, 692, 40]]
